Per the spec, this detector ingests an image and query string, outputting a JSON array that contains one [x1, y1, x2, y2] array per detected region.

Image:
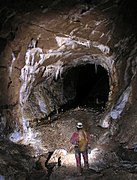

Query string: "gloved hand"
[[69, 145, 74, 152], [69, 144, 79, 152]]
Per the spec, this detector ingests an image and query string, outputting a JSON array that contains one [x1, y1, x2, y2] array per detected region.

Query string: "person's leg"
[[75, 152, 82, 175], [82, 150, 89, 169]]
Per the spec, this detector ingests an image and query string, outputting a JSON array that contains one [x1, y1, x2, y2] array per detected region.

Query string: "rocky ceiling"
[[0, 0, 137, 179]]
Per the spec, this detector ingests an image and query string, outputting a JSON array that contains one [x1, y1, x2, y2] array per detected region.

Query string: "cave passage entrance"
[[63, 63, 109, 110]]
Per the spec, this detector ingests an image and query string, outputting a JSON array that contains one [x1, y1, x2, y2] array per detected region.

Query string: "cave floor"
[[27, 105, 137, 180], [1, 105, 137, 179]]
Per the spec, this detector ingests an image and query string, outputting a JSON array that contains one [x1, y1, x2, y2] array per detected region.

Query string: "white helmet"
[[76, 122, 83, 129]]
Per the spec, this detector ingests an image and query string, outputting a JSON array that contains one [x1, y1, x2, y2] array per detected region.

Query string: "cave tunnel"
[[62, 63, 110, 110]]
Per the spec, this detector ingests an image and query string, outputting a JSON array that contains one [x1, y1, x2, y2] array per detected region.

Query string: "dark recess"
[[62, 64, 109, 111]]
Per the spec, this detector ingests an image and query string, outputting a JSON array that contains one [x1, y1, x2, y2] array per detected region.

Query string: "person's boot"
[[77, 166, 82, 176], [84, 162, 89, 170]]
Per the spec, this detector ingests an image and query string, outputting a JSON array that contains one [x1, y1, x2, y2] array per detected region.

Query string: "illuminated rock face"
[[0, 0, 137, 178]]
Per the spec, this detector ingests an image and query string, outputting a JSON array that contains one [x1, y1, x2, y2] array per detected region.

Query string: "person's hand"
[[69, 145, 75, 152]]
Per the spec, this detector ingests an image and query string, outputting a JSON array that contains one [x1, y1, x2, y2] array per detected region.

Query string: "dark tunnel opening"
[[62, 63, 109, 111]]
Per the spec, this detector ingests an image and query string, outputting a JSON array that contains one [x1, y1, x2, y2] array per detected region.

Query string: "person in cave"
[[70, 122, 90, 176]]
